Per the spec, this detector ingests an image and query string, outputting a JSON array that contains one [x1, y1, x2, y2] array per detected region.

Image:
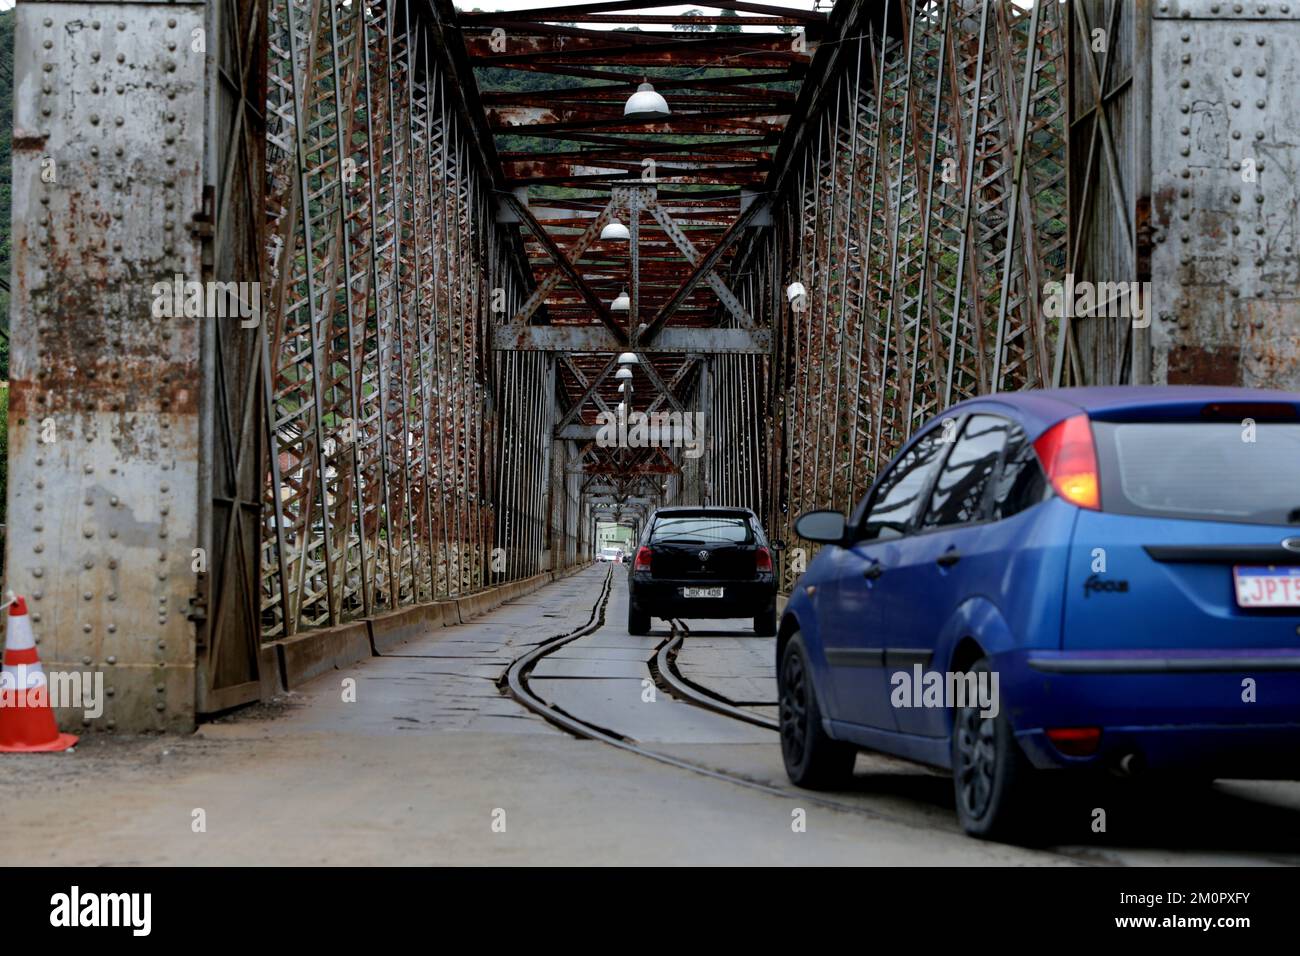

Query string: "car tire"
[[779, 632, 856, 790], [951, 657, 1036, 841], [628, 605, 651, 635], [753, 604, 777, 636]]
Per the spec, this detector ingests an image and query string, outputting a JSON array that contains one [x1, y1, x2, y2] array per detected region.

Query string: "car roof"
[[651, 507, 756, 518], [943, 385, 1300, 436]]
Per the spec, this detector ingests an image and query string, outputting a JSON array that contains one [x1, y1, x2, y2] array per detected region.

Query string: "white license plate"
[[681, 587, 724, 599], [1233, 566, 1300, 608]]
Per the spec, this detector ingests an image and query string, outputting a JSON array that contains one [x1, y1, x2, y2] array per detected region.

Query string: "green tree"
[[715, 9, 743, 34], [674, 9, 713, 32]]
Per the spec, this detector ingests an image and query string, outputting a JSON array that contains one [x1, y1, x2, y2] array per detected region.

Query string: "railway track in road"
[[500, 568, 1108, 862], [654, 622, 779, 731]]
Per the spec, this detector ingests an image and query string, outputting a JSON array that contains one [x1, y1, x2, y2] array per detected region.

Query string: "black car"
[[626, 507, 778, 636]]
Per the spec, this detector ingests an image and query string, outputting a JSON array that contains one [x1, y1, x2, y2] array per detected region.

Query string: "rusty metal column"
[[8, 1, 212, 731]]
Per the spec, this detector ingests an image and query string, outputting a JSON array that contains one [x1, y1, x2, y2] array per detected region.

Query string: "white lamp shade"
[[600, 219, 630, 241], [786, 281, 807, 302], [624, 82, 670, 118], [611, 289, 630, 311], [617, 351, 639, 365], [615, 367, 634, 380]]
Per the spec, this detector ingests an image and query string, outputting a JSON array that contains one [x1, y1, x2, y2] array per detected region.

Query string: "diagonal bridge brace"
[[503, 194, 628, 345], [640, 197, 766, 345]]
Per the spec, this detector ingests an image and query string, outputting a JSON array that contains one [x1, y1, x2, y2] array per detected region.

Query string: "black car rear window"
[[1094, 421, 1300, 526], [651, 516, 754, 544]]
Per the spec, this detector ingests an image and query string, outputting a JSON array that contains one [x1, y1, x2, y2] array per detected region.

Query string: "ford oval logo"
[[698, 550, 710, 562], [1284, 538, 1300, 554]]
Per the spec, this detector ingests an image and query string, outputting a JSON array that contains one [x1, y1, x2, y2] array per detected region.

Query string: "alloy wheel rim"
[[780, 652, 808, 766], [955, 704, 997, 819]]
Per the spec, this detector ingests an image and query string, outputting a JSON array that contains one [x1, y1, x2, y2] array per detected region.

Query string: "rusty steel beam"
[[503, 194, 629, 345]]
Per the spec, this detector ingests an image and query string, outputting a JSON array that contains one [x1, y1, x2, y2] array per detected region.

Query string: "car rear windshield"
[[651, 515, 754, 544], [1094, 421, 1300, 526]]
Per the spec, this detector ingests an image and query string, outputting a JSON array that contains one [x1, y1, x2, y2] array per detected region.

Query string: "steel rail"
[[502, 573, 1106, 859], [654, 625, 778, 731]]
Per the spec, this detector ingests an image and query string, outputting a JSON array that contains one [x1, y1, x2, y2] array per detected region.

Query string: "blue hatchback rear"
[[780, 386, 1300, 839]]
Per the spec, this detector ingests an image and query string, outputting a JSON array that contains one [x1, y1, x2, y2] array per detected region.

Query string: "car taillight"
[[1033, 414, 1100, 510], [1046, 726, 1101, 757], [755, 546, 773, 572], [633, 546, 653, 571]]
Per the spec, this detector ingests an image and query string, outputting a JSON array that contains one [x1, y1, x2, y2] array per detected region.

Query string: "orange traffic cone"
[[0, 595, 78, 752]]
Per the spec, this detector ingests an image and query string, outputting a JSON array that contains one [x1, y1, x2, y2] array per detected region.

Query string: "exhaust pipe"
[[1115, 751, 1145, 777]]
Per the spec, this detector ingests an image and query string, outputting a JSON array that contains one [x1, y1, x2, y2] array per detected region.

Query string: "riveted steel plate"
[[1155, 1, 1300, 20], [1150, 10, 1300, 388], [6, 3, 208, 731]]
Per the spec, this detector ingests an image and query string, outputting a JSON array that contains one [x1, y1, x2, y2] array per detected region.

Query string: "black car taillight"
[[633, 546, 653, 572], [755, 546, 773, 573]]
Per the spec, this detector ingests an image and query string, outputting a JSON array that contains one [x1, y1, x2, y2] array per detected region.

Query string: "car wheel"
[[753, 604, 777, 636], [779, 633, 855, 789], [628, 605, 650, 635], [951, 657, 1035, 840]]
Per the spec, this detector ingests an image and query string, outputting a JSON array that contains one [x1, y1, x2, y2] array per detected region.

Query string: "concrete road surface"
[[3, 566, 1297, 866]]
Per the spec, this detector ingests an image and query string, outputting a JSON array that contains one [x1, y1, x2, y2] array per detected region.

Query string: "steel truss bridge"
[[6, 0, 1299, 729]]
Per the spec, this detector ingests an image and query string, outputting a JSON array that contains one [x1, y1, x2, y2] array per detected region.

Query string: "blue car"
[[782, 386, 1300, 839]]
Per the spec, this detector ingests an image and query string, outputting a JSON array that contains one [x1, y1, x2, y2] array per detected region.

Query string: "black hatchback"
[[626, 507, 778, 636]]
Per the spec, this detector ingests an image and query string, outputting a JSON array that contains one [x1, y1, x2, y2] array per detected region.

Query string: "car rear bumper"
[[1002, 648, 1300, 775], [629, 575, 775, 619]]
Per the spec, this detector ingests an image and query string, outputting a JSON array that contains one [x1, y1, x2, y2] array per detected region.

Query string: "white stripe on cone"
[[1, 602, 46, 689], [4, 608, 35, 652]]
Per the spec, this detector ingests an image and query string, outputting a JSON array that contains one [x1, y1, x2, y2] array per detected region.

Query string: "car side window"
[[989, 422, 1050, 520], [859, 430, 947, 541], [920, 414, 1010, 529]]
